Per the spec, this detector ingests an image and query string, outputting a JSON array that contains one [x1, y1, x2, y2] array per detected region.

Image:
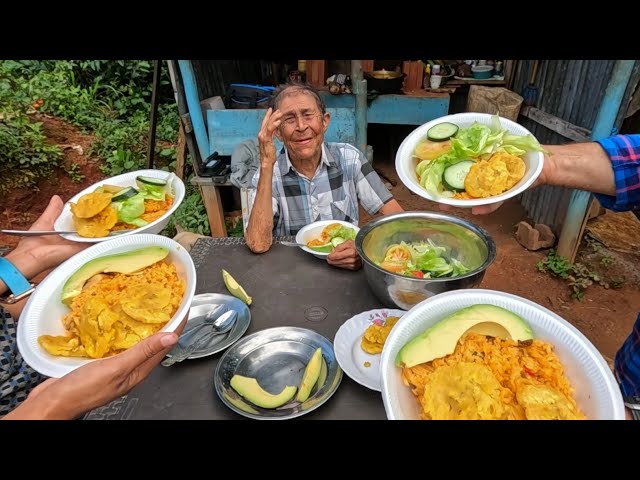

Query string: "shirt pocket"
[[330, 195, 357, 223]]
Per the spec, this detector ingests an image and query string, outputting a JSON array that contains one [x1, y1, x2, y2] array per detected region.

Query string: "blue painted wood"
[[178, 61, 210, 161], [207, 108, 356, 156], [367, 95, 449, 125], [320, 92, 449, 125]]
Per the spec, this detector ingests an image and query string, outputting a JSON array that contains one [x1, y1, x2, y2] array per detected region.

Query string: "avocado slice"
[[396, 304, 534, 368], [309, 237, 347, 254], [61, 246, 170, 305], [316, 357, 328, 391], [222, 269, 252, 305], [230, 375, 297, 409], [296, 347, 323, 403]]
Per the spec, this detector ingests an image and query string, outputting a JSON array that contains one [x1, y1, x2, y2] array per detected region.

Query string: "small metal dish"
[[215, 327, 342, 420], [164, 293, 251, 361]]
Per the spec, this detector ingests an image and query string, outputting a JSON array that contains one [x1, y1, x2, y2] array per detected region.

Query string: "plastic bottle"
[[423, 64, 431, 89]]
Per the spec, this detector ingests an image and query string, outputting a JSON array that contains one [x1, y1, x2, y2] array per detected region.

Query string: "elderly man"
[[245, 82, 404, 270]]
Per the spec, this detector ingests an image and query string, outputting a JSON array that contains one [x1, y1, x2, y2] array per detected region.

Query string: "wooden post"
[[199, 184, 227, 237], [306, 60, 326, 88], [175, 123, 187, 180]]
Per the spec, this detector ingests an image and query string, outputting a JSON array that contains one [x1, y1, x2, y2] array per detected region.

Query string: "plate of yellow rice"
[[380, 289, 625, 420]]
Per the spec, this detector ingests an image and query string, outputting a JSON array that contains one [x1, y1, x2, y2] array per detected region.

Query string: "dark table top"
[[85, 237, 389, 420]]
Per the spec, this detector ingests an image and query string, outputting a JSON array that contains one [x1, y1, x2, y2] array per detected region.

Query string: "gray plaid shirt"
[[251, 143, 393, 235]]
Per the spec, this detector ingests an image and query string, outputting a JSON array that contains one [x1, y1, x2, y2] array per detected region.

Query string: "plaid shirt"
[[251, 142, 393, 235], [594, 134, 640, 398]]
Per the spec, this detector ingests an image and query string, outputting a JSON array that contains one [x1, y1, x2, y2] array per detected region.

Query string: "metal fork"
[[1, 229, 133, 237], [279, 241, 307, 248]]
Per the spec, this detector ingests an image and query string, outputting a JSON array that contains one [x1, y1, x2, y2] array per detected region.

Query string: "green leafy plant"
[[536, 249, 626, 300], [0, 63, 64, 191], [66, 162, 85, 183], [173, 183, 211, 236]]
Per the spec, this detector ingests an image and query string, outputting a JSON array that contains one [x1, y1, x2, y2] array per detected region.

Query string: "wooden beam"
[[520, 106, 591, 142]]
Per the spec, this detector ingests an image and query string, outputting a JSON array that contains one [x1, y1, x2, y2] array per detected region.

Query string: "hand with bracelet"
[[1, 195, 187, 419], [1, 195, 88, 416], [0, 195, 88, 318]]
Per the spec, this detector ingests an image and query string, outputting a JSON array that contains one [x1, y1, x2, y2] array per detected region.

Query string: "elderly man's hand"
[[327, 240, 362, 271]]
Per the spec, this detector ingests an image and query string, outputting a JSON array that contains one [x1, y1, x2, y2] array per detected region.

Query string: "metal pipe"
[[556, 60, 636, 261], [351, 60, 368, 155], [146, 60, 162, 169], [178, 60, 210, 162]]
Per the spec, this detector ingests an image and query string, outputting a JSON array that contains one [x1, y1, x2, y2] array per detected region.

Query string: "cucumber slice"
[[426, 122, 459, 142], [136, 176, 167, 187], [442, 160, 474, 192], [112, 186, 139, 202]]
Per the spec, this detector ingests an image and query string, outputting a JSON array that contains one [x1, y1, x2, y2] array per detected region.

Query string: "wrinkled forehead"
[[275, 89, 322, 114]]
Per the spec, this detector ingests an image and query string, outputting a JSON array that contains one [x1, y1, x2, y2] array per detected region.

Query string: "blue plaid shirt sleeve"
[[592, 135, 640, 399], [593, 134, 640, 212]]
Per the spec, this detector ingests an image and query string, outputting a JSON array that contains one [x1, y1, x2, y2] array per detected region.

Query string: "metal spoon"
[[162, 309, 238, 366]]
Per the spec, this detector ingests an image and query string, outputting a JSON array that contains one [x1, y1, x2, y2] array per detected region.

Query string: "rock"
[[534, 223, 556, 248], [515, 221, 556, 251], [173, 231, 208, 252]]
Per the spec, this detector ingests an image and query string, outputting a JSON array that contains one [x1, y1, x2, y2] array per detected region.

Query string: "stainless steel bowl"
[[355, 211, 496, 310]]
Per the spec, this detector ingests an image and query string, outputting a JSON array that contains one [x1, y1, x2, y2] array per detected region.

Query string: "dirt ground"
[[0, 115, 106, 249], [1, 118, 639, 363], [363, 145, 640, 364]]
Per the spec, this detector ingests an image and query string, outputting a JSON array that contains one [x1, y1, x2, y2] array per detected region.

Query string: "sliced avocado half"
[[396, 304, 534, 368], [296, 347, 323, 403], [61, 246, 170, 305], [230, 375, 297, 409]]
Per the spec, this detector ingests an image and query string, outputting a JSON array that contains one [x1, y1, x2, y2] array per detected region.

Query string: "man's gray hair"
[[271, 82, 326, 114]]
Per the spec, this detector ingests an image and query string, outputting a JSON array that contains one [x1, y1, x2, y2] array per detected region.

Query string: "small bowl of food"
[[17, 233, 196, 378], [295, 220, 360, 259], [355, 211, 495, 310], [380, 289, 625, 420], [53, 169, 185, 243], [395, 113, 545, 209]]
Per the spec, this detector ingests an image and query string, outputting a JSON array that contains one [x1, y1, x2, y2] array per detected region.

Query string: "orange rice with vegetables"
[[401, 332, 586, 420], [38, 261, 185, 359]]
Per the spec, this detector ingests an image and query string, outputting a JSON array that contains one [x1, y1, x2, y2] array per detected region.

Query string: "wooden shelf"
[[446, 78, 507, 86]]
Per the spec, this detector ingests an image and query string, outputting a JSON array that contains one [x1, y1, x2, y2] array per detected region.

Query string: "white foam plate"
[[53, 169, 185, 243], [380, 289, 625, 420], [395, 112, 544, 208], [17, 233, 197, 378]]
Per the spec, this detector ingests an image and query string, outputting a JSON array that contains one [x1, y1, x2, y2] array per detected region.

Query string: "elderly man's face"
[[275, 92, 329, 162]]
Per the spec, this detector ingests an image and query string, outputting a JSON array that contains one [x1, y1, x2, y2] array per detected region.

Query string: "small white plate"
[[334, 308, 406, 391], [295, 220, 360, 259]]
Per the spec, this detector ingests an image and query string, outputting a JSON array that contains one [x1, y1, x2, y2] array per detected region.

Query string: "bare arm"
[[458, 141, 617, 216], [245, 108, 283, 254], [379, 198, 404, 215], [542, 142, 616, 196], [246, 166, 275, 253]]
